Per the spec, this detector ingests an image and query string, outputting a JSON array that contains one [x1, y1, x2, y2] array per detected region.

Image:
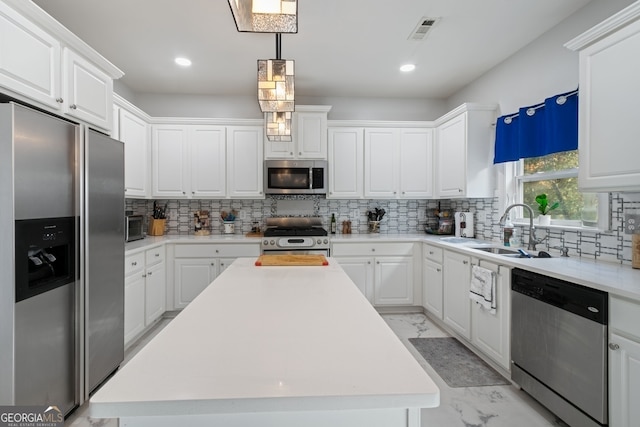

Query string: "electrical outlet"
[[624, 214, 640, 234]]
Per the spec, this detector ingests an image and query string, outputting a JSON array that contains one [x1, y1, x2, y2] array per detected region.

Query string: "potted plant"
[[535, 194, 559, 226]]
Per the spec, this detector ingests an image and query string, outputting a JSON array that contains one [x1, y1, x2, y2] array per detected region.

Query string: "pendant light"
[[228, 0, 297, 33]]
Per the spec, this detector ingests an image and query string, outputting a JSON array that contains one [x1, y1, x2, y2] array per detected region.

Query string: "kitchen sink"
[[472, 247, 521, 255]]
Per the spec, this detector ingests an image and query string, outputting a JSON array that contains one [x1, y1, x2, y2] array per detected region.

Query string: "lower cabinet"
[[470, 260, 511, 371], [422, 244, 444, 319], [172, 243, 260, 309], [609, 296, 640, 427], [124, 245, 166, 347], [332, 242, 419, 306], [442, 250, 472, 340]]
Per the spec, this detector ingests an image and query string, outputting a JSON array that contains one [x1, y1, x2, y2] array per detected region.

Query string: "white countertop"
[[126, 233, 640, 302], [90, 258, 440, 418]]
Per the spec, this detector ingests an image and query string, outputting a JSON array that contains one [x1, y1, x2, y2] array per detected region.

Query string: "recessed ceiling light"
[[175, 57, 192, 67], [400, 64, 416, 72]]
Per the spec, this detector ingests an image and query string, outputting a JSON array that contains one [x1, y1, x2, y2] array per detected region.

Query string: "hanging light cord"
[[275, 33, 282, 59]]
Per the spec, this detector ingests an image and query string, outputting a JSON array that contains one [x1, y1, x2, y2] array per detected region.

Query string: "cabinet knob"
[[56, 98, 64, 104], [211, 262, 215, 266], [463, 260, 469, 265], [367, 261, 371, 264], [458, 188, 463, 193], [216, 249, 219, 253], [192, 191, 195, 194], [436, 268, 441, 272], [70, 104, 77, 110], [155, 253, 160, 257], [377, 261, 380, 264], [609, 343, 620, 351], [132, 261, 137, 266], [142, 274, 147, 278], [298, 152, 301, 156], [148, 271, 152, 276], [290, 152, 293, 155], [429, 251, 434, 255], [393, 191, 397, 195], [402, 191, 405, 195], [371, 248, 375, 252]]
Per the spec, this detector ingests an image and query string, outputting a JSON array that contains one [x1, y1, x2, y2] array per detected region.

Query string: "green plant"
[[535, 193, 560, 215]]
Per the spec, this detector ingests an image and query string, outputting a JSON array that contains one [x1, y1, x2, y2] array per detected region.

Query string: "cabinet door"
[[119, 108, 149, 197], [189, 125, 226, 198], [609, 332, 640, 427], [296, 111, 327, 159], [334, 256, 374, 303], [471, 261, 511, 370], [374, 256, 413, 306], [124, 273, 145, 346], [576, 19, 640, 192], [152, 125, 188, 198], [63, 48, 113, 131], [364, 128, 399, 198], [327, 127, 364, 199], [399, 129, 433, 198], [174, 258, 218, 309], [227, 126, 264, 198], [423, 258, 443, 319], [443, 250, 471, 339], [144, 261, 166, 326], [0, 2, 61, 109], [436, 114, 467, 197]]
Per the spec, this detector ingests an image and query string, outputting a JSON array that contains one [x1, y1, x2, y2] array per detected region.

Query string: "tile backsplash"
[[126, 192, 640, 266]]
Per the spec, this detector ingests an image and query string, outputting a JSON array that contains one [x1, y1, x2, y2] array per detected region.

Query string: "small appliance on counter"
[[425, 204, 454, 235], [454, 212, 475, 238], [126, 214, 145, 242]]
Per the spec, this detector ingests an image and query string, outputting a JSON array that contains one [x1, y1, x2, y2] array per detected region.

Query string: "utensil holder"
[[223, 221, 235, 234], [148, 218, 166, 236], [368, 221, 380, 233]]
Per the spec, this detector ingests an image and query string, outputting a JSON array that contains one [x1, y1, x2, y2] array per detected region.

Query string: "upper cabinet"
[[327, 127, 364, 199], [0, 0, 123, 132], [227, 125, 264, 199], [435, 103, 496, 198], [113, 95, 151, 198], [566, 3, 640, 192], [264, 105, 331, 159]]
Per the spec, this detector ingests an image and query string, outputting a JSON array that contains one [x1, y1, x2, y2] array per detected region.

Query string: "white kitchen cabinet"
[[374, 256, 414, 306], [471, 260, 511, 370], [124, 246, 166, 347], [442, 250, 472, 340], [327, 127, 364, 199], [172, 243, 260, 309], [364, 127, 433, 199], [422, 244, 443, 319], [189, 125, 226, 198], [227, 125, 264, 198], [609, 295, 640, 427], [152, 125, 188, 198], [114, 98, 150, 198], [264, 105, 331, 159], [332, 242, 419, 306], [565, 5, 640, 192], [62, 47, 113, 131], [0, 1, 61, 109], [435, 104, 496, 198]]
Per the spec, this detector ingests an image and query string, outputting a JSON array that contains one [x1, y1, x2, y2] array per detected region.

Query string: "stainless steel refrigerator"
[[0, 102, 124, 416]]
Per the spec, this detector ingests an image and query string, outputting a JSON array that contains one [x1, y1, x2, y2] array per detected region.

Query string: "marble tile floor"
[[65, 312, 568, 427]]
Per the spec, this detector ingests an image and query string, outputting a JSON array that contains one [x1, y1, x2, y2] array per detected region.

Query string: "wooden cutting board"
[[255, 254, 329, 266]]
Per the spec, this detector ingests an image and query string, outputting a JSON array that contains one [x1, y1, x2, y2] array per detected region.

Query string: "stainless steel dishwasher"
[[511, 268, 608, 427]]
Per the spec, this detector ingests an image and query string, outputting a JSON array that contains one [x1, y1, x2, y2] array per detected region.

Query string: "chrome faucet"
[[499, 204, 546, 251]]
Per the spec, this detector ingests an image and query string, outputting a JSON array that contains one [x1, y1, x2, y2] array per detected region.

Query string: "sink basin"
[[472, 247, 521, 255]]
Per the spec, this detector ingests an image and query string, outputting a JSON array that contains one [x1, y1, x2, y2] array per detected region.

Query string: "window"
[[513, 150, 608, 228]]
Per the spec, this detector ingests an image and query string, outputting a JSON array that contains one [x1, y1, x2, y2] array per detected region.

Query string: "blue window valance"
[[494, 89, 578, 164]]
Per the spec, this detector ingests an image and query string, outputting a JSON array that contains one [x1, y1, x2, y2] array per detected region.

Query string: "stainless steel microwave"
[[264, 160, 327, 195], [125, 215, 145, 242]]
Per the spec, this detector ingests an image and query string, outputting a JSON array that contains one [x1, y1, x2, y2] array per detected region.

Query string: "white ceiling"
[[32, 0, 593, 99]]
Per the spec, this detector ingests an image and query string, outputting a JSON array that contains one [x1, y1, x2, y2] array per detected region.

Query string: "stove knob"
[[317, 239, 322, 244], [270, 240, 275, 246], [263, 240, 268, 245], [324, 239, 329, 244]]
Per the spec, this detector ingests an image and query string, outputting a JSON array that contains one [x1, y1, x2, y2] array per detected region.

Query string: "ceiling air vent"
[[408, 17, 440, 41]]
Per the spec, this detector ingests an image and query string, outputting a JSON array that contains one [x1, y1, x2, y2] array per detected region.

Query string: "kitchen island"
[[90, 257, 440, 427]]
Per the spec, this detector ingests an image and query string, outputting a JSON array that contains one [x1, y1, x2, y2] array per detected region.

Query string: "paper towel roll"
[[455, 212, 474, 238]]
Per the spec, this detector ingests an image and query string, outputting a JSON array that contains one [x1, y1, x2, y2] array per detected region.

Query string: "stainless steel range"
[[261, 217, 330, 256]]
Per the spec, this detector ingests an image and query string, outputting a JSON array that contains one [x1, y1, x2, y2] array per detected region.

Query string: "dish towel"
[[469, 265, 496, 314]]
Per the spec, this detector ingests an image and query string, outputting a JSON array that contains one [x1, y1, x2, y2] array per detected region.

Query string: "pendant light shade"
[[265, 111, 292, 142], [228, 0, 297, 33], [258, 58, 295, 113]]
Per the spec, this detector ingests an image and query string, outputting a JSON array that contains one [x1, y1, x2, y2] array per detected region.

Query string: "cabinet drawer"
[[423, 244, 443, 263], [145, 246, 165, 266], [174, 243, 260, 258], [125, 252, 145, 277], [611, 296, 640, 340], [332, 242, 414, 257]]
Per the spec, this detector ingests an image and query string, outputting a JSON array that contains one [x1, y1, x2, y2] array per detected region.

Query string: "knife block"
[[633, 234, 640, 269], [148, 218, 166, 236]]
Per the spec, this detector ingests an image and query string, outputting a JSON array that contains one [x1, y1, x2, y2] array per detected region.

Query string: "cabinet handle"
[[429, 251, 434, 255], [371, 248, 375, 252], [458, 188, 463, 193], [436, 268, 441, 272], [367, 261, 371, 264], [182, 191, 186, 195], [155, 253, 160, 257], [148, 271, 152, 276], [211, 262, 215, 266], [463, 260, 469, 265], [56, 98, 64, 104], [142, 274, 147, 278], [298, 152, 301, 156], [216, 249, 219, 253], [609, 343, 620, 351], [192, 191, 195, 194], [393, 191, 397, 195], [402, 191, 405, 195], [377, 261, 380, 264], [132, 261, 137, 266], [290, 152, 293, 155]]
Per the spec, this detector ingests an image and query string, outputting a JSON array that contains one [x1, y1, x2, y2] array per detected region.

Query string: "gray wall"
[[447, 0, 636, 114]]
